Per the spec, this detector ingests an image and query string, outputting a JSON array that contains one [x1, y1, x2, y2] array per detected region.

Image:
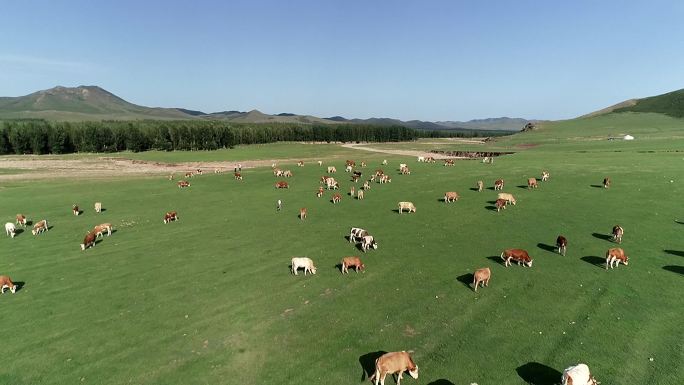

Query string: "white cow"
[[361, 235, 378, 252], [5, 223, 16, 238], [561, 363, 599, 385], [417, 156, 425, 162], [345, 165, 353, 172], [291, 257, 317, 275], [398, 201, 416, 213]]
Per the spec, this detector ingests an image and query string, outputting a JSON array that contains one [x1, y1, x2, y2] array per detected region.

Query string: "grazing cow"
[[398, 201, 416, 214], [426, 156, 436, 163], [297, 161, 304, 167], [444, 159, 455, 166], [291, 257, 316, 275], [234, 172, 243, 180], [369, 351, 419, 385], [363, 181, 371, 190], [346, 160, 356, 167], [542, 171, 550, 181], [497, 193, 516, 205], [271, 162, 277, 169], [357, 189, 364, 200], [476, 180, 484, 192], [320, 175, 332, 184], [528, 178, 538, 189], [345, 165, 353, 173], [283, 170, 293, 177], [80, 231, 97, 251], [325, 178, 339, 190], [275, 181, 289, 189], [606, 247, 629, 269], [94, 202, 102, 213], [399, 163, 407, 170], [177, 180, 190, 188], [273, 168, 282, 176], [556, 235, 568, 256], [168, 174, 174, 180], [316, 187, 324, 198], [327, 166, 337, 173], [0, 275, 17, 294], [350, 186, 355, 196], [353, 171, 363, 179], [401, 166, 411, 175], [332, 193, 342, 204], [185, 172, 194, 178], [341, 256, 365, 273], [277, 199, 282, 212], [215, 168, 223, 174], [501, 249, 533, 267], [5, 223, 16, 238], [379, 175, 392, 184], [603, 177, 610, 188], [482, 157, 490, 163], [195, 169, 203, 175], [93, 223, 113, 238], [417, 156, 425, 162], [32, 220, 48, 235], [382, 159, 388, 165], [349, 227, 370, 243], [374, 169, 385, 177], [163, 211, 178, 224], [495, 199, 507, 212], [494, 179, 504, 190], [472, 267, 491, 292], [444, 191, 459, 203], [561, 363, 599, 385], [612, 225, 624, 244], [361, 161, 367, 167], [317, 160, 323, 166], [299, 208, 307, 220], [361, 235, 378, 252], [72, 205, 80, 216], [16, 214, 27, 227]]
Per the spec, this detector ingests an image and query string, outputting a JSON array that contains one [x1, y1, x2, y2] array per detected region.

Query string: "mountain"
[[436, 117, 533, 131], [582, 88, 684, 119]]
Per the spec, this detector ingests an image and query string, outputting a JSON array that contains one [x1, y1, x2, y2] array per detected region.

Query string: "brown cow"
[[472, 267, 491, 292], [501, 249, 533, 267], [93, 223, 113, 238], [606, 247, 629, 269], [177, 180, 190, 188], [528, 178, 538, 189], [332, 193, 342, 204], [346, 160, 356, 167], [16, 214, 27, 227], [0, 275, 17, 294], [612, 225, 624, 244], [444, 192, 459, 203], [80, 231, 97, 251], [369, 351, 419, 385], [163, 211, 178, 224], [494, 179, 504, 190], [603, 177, 611, 188], [299, 208, 307, 220], [341, 256, 365, 273], [495, 198, 507, 212], [32, 219, 48, 235], [275, 181, 289, 189], [556, 235, 568, 256]]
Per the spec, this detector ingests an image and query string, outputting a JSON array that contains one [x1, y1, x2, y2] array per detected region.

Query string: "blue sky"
[[2, 0, 684, 121]]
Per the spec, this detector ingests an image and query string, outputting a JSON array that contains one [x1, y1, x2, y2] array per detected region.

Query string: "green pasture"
[[1, 124, 684, 384]]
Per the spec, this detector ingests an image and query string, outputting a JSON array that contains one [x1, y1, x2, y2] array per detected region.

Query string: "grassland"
[[1, 113, 683, 384]]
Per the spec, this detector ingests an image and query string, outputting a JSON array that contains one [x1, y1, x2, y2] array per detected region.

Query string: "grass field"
[[1, 113, 684, 384]]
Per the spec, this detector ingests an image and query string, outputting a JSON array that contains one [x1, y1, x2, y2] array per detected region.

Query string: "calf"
[[561, 363, 599, 385], [361, 235, 378, 252], [234, 172, 243, 180], [93, 223, 113, 237], [94, 202, 102, 213], [425, 156, 436, 163], [80, 231, 97, 251], [275, 181, 289, 189], [5, 223, 16, 238], [603, 177, 610, 188], [494, 179, 504, 190], [177, 180, 190, 188], [556, 235, 568, 256], [606, 247, 629, 269], [542, 171, 550, 181], [495, 198, 507, 212], [476, 180, 483, 192], [16, 214, 27, 227], [369, 351, 419, 385], [497, 193, 516, 205], [528, 177, 538, 189], [341, 256, 365, 273], [444, 191, 459, 203], [299, 208, 307, 220], [291, 257, 316, 275], [0, 275, 17, 294], [611, 225, 624, 244], [501, 249, 533, 267], [32, 219, 48, 235], [472, 267, 491, 292], [163, 211, 179, 224], [357, 189, 364, 200], [72, 205, 80, 216], [332, 193, 342, 204], [327, 166, 337, 173], [398, 201, 416, 213]]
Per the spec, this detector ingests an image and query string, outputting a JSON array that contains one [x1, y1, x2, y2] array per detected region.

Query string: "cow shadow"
[[485, 205, 499, 211], [487, 255, 504, 265], [334, 263, 343, 272], [469, 187, 480, 192], [516, 362, 562, 385], [392, 209, 401, 214], [75, 210, 83, 216], [516, 185, 529, 189], [25, 220, 33, 226], [486, 186, 495, 191], [110, 229, 118, 235], [456, 273, 473, 290], [359, 351, 387, 381], [537, 243, 557, 253], [581, 256, 604, 268], [47, 226, 54, 231], [427, 380, 456, 385], [14, 228, 24, 236], [663, 265, 684, 275], [9, 281, 26, 293], [664, 249, 684, 257], [590, 184, 604, 188], [94, 239, 104, 246], [675, 220, 684, 225], [591, 232, 612, 241]]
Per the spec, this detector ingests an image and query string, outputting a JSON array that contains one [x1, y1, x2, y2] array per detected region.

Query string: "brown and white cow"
[[542, 171, 550, 182], [195, 169, 203, 175], [80, 231, 97, 251], [282, 170, 293, 177], [425, 156, 436, 163], [273, 168, 283, 176], [444, 192, 459, 203], [291, 257, 316, 275], [400, 166, 411, 175], [357, 189, 365, 200], [94, 202, 102, 213], [561, 363, 599, 385], [163, 211, 179, 224], [345, 165, 353, 173], [72, 205, 80, 216], [341, 256, 365, 273], [332, 193, 342, 204], [472, 267, 491, 292], [603, 177, 611, 188], [0, 275, 17, 294], [528, 178, 538, 189], [32, 220, 48, 235], [363, 180, 371, 191], [497, 193, 516, 205], [316, 187, 324, 198], [379, 175, 392, 184], [361, 235, 378, 252], [494, 179, 504, 191], [360, 161, 367, 167], [275, 181, 289, 189], [556, 235, 568, 256], [495, 199, 507, 212], [16, 214, 27, 227], [444, 159, 455, 166], [611, 225, 624, 244], [327, 166, 337, 173], [501, 249, 533, 267], [185, 171, 194, 178], [398, 201, 416, 213], [177, 180, 190, 188], [369, 351, 419, 385], [234, 172, 243, 180], [299, 208, 307, 220], [297, 161, 304, 167], [476, 180, 484, 192], [606, 248, 628, 269], [346, 160, 356, 167], [325, 178, 339, 190], [93, 223, 113, 238]]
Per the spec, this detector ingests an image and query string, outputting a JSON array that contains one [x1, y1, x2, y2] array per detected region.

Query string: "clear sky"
[[2, 0, 684, 121]]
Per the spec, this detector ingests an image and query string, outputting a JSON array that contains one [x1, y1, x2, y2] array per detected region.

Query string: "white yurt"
[[623, 134, 635, 140]]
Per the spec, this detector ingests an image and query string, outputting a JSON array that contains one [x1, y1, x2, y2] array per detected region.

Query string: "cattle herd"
[[2, 158, 628, 384]]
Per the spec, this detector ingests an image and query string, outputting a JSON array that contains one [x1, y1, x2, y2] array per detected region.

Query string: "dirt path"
[[341, 143, 465, 159]]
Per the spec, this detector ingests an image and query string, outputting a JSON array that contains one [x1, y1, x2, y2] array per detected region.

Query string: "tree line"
[[0, 119, 506, 155]]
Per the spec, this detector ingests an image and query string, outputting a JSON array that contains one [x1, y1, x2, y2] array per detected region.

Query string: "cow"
[[417, 156, 425, 162], [346, 160, 356, 167], [80, 231, 97, 251], [611, 225, 624, 244], [495, 199, 507, 212], [271, 162, 278, 169], [185, 171, 194, 178], [72, 205, 80, 216], [398, 201, 416, 214], [444, 192, 459, 203], [317, 160, 323, 166], [361, 235, 378, 252], [494, 179, 504, 190], [316, 187, 324, 198], [327, 166, 337, 173], [341, 256, 365, 273], [195, 169, 203, 175], [273, 168, 282, 176], [234, 172, 243, 180], [374, 169, 385, 177], [93, 223, 113, 238], [606, 248, 629, 269], [501, 249, 533, 267], [399, 163, 407, 170], [561, 363, 599, 385], [320, 175, 332, 184], [360, 161, 367, 167], [163, 211, 178, 224], [363, 181, 371, 191], [5, 223, 16, 238], [353, 171, 363, 179], [350, 186, 355, 197], [168, 174, 174, 180], [603, 177, 610, 188], [369, 351, 419, 385], [16, 214, 27, 227], [472, 267, 491, 292], [349, 227, 370, 243], [177, 180, 190, 188], [426, 156, 436, 163], [528, 177, 538, 189], [444, 159, 455, 166], [382, 159, 388, 165], [401, 166, 411, 175], [379, 175, 392, 184], [277, 200, 282, 212], [357, 189, 364, 200], [325, 178, 339, 190], [482, 157, 490, 163], [291, 257, 316, 275], [297, 161, 304, 167], [476, 180, 484, 192], [542, 171, 550, 181], [215, 168, 223, 174], [299, 208, 307, 220], [32, 219, 48, 235], [345, 165, 353, 173], [556, 235, 568, 256], [0, 275, 17, 294], [275, 181, 289, 189], [282, 170, 293, 177], [94, 202, 102, 213], [497, 193, 516, 205], [332, 193, 342, 204]]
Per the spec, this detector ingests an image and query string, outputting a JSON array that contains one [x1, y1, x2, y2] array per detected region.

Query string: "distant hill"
[[612, 88, 684, 118], [436, 117, 533, 131]]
